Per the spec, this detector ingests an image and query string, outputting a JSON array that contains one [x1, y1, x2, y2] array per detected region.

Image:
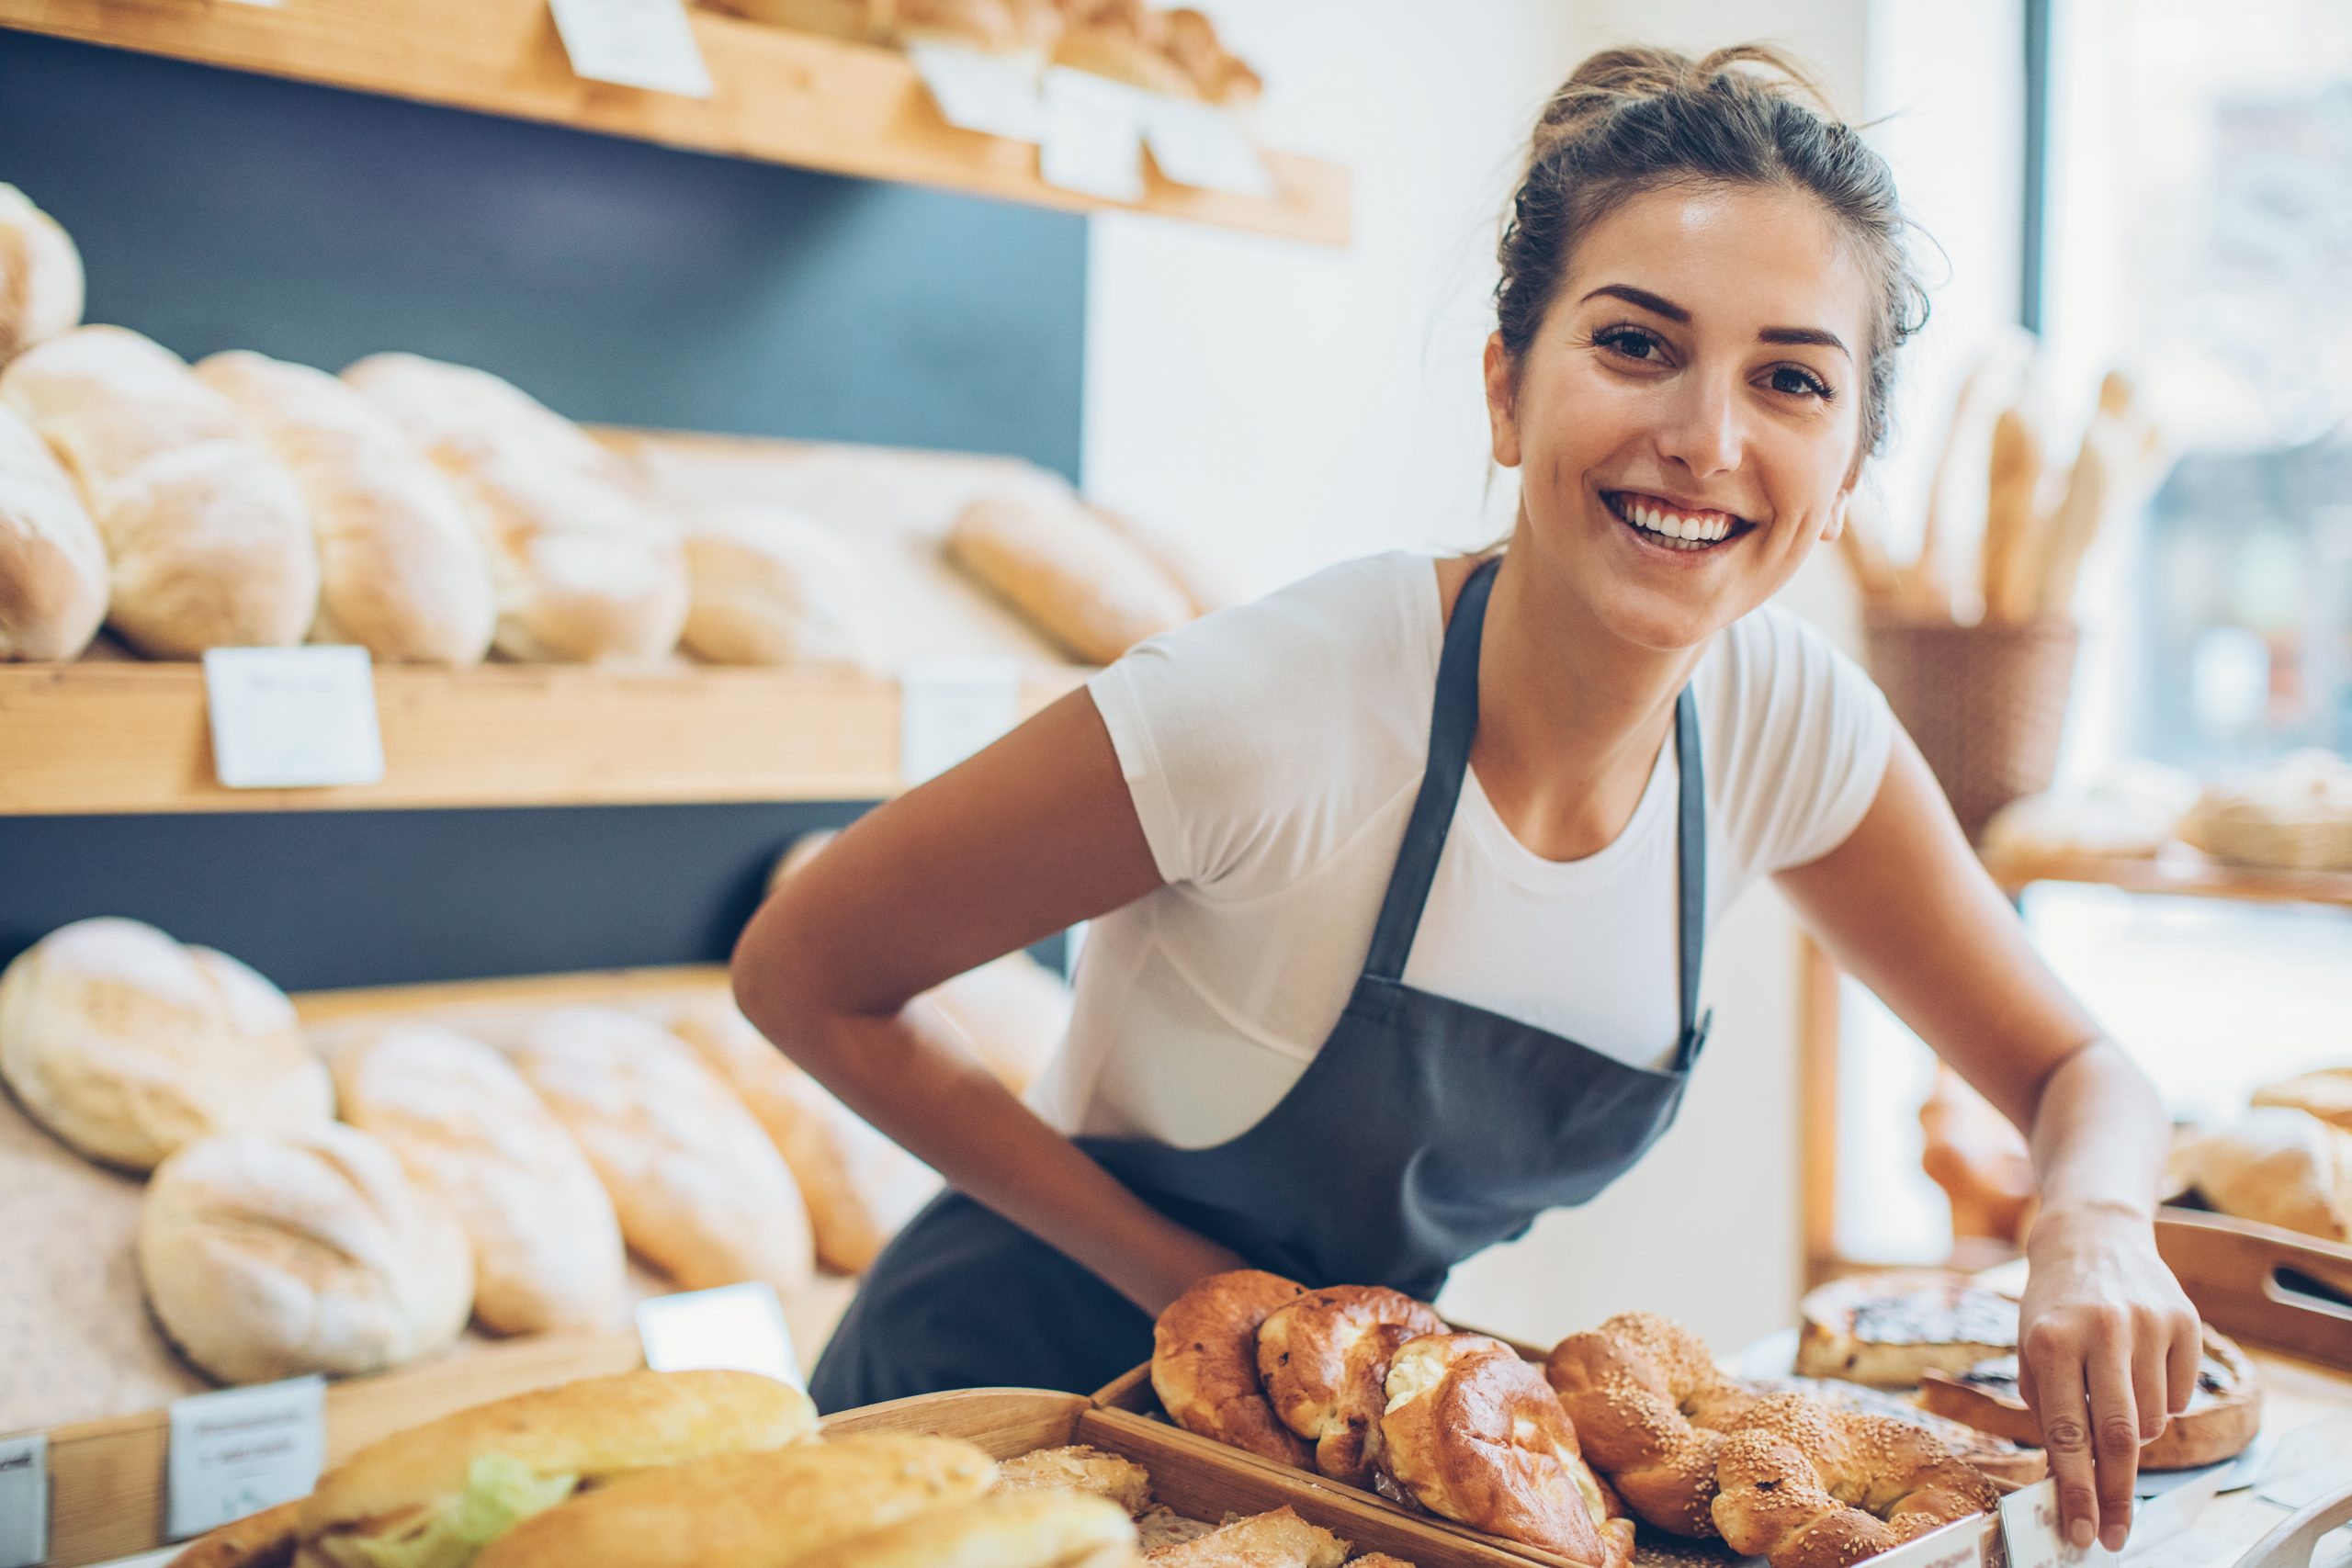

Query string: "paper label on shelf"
[[1143, 97, 1272, 196], [2003, 1479, 2120, 1568], [203, 645, 386, 790], [909, 42, 1046, 143], [0, 1434, 45, 1568], [547, 0, 714, 99], [1040, 68, 1147, 203], [2256, 1412, 2352, 1508], [1863, 1515, 1996, 1568], [900, 657, 1022, 784], [636, 1283, 801, 1390], [165, 1377, 325, 1541]]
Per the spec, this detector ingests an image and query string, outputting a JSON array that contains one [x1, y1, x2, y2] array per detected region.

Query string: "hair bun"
[[1534, 43, 1839, 162]]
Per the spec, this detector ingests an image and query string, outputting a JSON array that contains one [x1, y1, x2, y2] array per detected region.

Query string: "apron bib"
[[810, 557, 1712, 1410]]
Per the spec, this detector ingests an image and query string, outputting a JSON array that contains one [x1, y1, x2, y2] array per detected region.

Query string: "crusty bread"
[[1140, 1506, 1348, 1567], [139, 1122, 472, 1383], [2253, 1068, 2352, 1134], [198, 351, 494, 664], [342, 353, 685, 663], [0, 184, 83, 364], [994, 1444, 1153, 1515], [1051, 6, 1192, 96], [475, 1432, 993, 1568], [0, 917, 332, 1171], [1152, 1269, 1311, 1469], [2179, 1108, 2352, 1243], [0, 326, 318, 656], [678, 503, 882, 669], [888, 0, 1032, 53], [299, 1369, 817, 1565], [164, 1498, 303, 1568], [511, 1006, 814, 1292], [1091, 506, 1236, 619], [1792, 1271, 2018, 1388], [331, 1025, 627, 1334], [792, 1489, 1141, 1568], [0, 400, 107, 659], [945, 494, 1193, 665], [666, 998, 938, 1275]]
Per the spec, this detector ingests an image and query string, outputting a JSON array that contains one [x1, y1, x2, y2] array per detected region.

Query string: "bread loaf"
[[945, 493, 1193, 665], [0, 185, 83, 364], [343, 353, 687, 663], [512, 1006, 814, 1292], [198, 351, 495, 664], [678, 504, 882, 669], [2180, 1108, 2352, 1244], [2252, 1068, 2352, 1134], [0, 917, 333, 1172], [139, 1122, 472, 1383], [0, 326, 319, 655], [0, 400, 107, 659], [667, 998, 939, 1275], [1051, 0, 1192, 95], [332, 1025, 627, 1334]]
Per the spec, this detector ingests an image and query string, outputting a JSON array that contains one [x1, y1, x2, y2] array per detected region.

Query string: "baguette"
[[1978, 404, 2043, 622], [945, 493, 1193, 664]]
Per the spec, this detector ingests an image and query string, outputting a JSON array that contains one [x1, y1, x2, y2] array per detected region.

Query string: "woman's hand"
[[2017, 1201, 2202, 1552]]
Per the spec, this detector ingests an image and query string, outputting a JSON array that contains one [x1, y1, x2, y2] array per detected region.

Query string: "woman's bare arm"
[[731, 686, 1246, 1315]]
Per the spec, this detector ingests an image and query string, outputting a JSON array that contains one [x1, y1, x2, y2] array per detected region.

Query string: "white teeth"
[[1613, 492, 1741, 551]]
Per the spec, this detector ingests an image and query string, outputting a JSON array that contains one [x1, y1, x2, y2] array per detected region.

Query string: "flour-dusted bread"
[[945, 493, 1193, 665], [0, 400, 107, 659], [2179, 1108, 2352, 1245], [0, 185, 83, 365], [198, 351, 495, 665], [0, 918, 333, 1172], [342, 353, 687, 663], [678, 503, 883, 670], [139, 1122, 473, 1383], [666, 998, 939, 1275], [0, 325, 319, 656], [511, 1006, 814, 1293], [332, 1025, 627, 1335]]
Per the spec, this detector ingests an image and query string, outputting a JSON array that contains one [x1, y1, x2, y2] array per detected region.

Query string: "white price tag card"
[[900, 657, 1021, 784], [636, 1283, 801, 1390], [204, 645, 385, 790], [1041, 67, 1147, 203], [2003, 1479, 2120, 1568], [1863, 1515, 1998, 1568], [1143, 97, 1272, 196], [165, 1377, 325, 1541], [548, 0, 713, 98], [0, 1434, 46, 1568], [909, 41, 1046, 143]]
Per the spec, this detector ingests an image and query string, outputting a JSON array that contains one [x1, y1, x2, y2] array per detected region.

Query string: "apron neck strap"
[[1362, 556, 1709, 1043]]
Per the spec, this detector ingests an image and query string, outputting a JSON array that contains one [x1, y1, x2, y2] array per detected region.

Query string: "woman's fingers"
[[2023, 1317, 2100, 1550], [2166, 1314, 2202, 1416], [2132, 1310, 2172, 1442], [2086, 1326, 2143, 1552]]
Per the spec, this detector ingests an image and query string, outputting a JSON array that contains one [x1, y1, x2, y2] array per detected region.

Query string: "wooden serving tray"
[[2153, 1208, 2352, 1371]]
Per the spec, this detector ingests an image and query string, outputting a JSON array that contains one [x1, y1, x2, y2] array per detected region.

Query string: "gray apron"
[[809, 557, 1712, 1411]]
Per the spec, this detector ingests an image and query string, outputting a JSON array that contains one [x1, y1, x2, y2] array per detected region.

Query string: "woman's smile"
[[1598, 487, 1758, 556]]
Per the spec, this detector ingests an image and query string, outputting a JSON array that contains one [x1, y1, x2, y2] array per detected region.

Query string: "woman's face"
[[1486, 182, 1874, 653]]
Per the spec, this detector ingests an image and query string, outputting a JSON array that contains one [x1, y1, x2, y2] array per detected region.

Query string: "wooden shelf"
[[1981, 842, 2352, 910], [0, 0, 1350, 245]]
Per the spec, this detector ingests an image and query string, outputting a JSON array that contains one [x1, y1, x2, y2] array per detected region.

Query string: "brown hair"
[[1497, 44, 1929, 460]]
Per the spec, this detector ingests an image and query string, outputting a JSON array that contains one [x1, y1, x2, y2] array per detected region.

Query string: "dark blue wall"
[[0, 29, 1085, 987]]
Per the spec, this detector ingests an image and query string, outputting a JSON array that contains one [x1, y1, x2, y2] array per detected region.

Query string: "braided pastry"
[[1153, 1269, 1312, 1468], [1544, 1312, 1758, 1538], [1712, 1393, 1997, 1568], [1257, 1285, 1446, 1486], [1379, 1333, 1635, 1567]]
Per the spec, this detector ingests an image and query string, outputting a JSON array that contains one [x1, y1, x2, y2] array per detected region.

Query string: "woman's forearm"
[[739, 974, 1239, 1316], [2026, 1039, 2168, 1223]]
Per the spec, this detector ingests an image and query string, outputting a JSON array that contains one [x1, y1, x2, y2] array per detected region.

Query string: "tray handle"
[[2230, 1483, 2352, 1568]]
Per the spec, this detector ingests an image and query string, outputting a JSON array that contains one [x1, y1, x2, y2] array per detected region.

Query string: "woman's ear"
[[1484, 333, 1522, 468], [1822, 484, 1851, 545]]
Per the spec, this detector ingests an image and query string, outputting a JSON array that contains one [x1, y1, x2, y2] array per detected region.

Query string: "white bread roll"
[[332, 1025, 627, 1335], [139, 1122, 473, 1383], [2181, 1108, 2352, 1244], [0, 918, 333, 1171], [511, 1007, 814, 1293], [666, 998, 939, 1275], [679, 504, 883, 669], [0, 400, 107, 659], [197, 351, 495, 665], [794, 1491, 1142, 1568], [0, 185, 83, 364], [945, 494, 1193, 665], [342, 353, 686, 663], [0, 326, 318, 656]]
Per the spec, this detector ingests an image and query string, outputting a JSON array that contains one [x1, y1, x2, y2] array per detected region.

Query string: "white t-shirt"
[[1030, 551, 1895, 1148]]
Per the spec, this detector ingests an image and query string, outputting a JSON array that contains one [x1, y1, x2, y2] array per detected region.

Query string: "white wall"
[[1081, 0, 2024, 1352]]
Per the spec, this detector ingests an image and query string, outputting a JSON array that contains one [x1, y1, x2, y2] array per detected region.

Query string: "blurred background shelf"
[[0, 0, 1351, 245], [1980, 843, 2352, 911]]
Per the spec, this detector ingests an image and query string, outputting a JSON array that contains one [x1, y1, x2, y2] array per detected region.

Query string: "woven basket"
[[1862, 613, 2081, 845]]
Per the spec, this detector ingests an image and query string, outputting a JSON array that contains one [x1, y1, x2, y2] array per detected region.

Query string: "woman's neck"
[[1467, 547, 1706, 863]]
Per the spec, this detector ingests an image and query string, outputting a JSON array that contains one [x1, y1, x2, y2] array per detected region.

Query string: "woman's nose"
[[1653, 373, 1743, 479]]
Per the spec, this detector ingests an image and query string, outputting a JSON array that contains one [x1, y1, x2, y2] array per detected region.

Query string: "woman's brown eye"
[[1770, 367, 1828, 398]]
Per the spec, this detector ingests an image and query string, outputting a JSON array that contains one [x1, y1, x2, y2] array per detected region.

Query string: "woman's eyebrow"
[[1578, 283, 1852, 360]]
